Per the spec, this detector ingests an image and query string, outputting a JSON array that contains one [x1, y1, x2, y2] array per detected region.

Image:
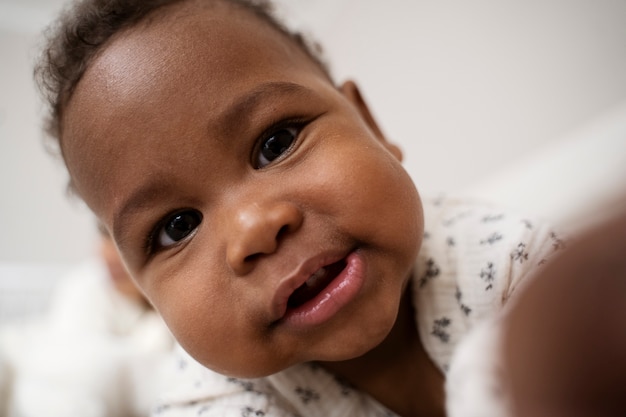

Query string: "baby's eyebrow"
[[112, 83, 316, 248], [218, 81, 314, 132], [112, 180, 165, 246]]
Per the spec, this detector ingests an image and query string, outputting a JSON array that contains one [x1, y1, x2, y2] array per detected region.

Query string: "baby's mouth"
[[287, 259, 347, 309]]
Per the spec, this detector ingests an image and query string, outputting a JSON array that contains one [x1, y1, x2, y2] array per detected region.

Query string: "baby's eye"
[[255, 126, 298, 168], [154, 210, 202, 249]]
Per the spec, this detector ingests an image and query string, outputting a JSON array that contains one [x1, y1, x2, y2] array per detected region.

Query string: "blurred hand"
[[503, 206, 626, 417]]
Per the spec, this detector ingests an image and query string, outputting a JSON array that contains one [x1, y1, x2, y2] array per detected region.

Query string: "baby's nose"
[[226, 200, 303, 276]]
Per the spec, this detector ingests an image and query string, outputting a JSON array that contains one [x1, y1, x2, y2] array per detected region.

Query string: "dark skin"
[[323, 285, 446, 417], [59, 1, 444, 415], [504, 204, 626, 417]]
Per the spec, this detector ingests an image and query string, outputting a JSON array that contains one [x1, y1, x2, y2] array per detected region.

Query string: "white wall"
[[1, 0, 626, 265], [0, 13, 99, 264]]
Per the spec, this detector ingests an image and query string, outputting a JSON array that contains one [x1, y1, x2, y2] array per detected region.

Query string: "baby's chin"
[[189, 344, 301, 379], [189, 283, 403, 379], [204, 356, 305, 380], [201, 333, 389, 380]]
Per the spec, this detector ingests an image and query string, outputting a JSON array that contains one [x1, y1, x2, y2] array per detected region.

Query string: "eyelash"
[[252, 117, 308, 169], [141, 118, 312, 257], [144, 209, 202, 256]]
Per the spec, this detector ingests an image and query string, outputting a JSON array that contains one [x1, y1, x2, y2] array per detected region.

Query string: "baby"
[[35, 0, 563, 415], [97, 223, 152, 308]]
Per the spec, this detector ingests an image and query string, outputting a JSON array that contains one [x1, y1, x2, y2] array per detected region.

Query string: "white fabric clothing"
[[152, 197, 564, 417], [445, 316, 509, 417], [0, 258, 174, 417]]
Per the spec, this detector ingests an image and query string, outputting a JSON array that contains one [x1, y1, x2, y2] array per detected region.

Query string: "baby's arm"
[[503, 207, 626, 417], [439, 198, 568, 417], [447, 205, 626, 417]]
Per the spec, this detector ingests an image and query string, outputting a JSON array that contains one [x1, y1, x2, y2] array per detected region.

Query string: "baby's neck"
[[320, 284, 445, 417]]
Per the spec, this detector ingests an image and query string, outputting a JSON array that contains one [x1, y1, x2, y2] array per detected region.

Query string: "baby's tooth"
[[307, 267, 326, 287]]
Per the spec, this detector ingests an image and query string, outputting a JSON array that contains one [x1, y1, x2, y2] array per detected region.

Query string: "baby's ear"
[[339, 80, 403, 161]]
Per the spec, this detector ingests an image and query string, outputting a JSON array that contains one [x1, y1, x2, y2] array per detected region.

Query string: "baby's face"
[[100, 236, 146, 305], [61, 2, 423, 377]]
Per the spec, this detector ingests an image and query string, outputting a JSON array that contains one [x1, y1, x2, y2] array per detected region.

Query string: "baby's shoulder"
[[413, 196, 566, 371], [418, 196, 565, 291], [421, 196, 561, 245]]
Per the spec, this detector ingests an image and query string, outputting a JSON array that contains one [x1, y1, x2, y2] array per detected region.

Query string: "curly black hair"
[[34, 0, 330, 157]]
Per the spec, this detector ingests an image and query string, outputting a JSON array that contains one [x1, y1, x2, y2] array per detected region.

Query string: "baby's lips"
[[278, 250, 366, 329], [287, 260, 347, 308], [269, 249, 349, 322]]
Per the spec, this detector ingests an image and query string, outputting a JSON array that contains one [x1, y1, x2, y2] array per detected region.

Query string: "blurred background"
[[1, 0, 625, 273]]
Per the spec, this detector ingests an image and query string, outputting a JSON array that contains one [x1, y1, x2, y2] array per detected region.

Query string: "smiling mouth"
[[286, 259, 347, 309]]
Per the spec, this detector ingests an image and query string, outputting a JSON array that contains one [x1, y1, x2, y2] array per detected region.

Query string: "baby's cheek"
[[352, 146, 423, 246], [160, 301, 227, 368], [180, 319, 277, 378], [154, 290, 261, 376]]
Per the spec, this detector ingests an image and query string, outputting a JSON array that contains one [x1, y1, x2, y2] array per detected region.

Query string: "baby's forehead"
[[80, 1, 324, 106], [62, 1, 333, 215]]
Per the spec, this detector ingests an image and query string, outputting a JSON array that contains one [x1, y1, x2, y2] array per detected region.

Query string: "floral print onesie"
[[152, 197, 564, 417]]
